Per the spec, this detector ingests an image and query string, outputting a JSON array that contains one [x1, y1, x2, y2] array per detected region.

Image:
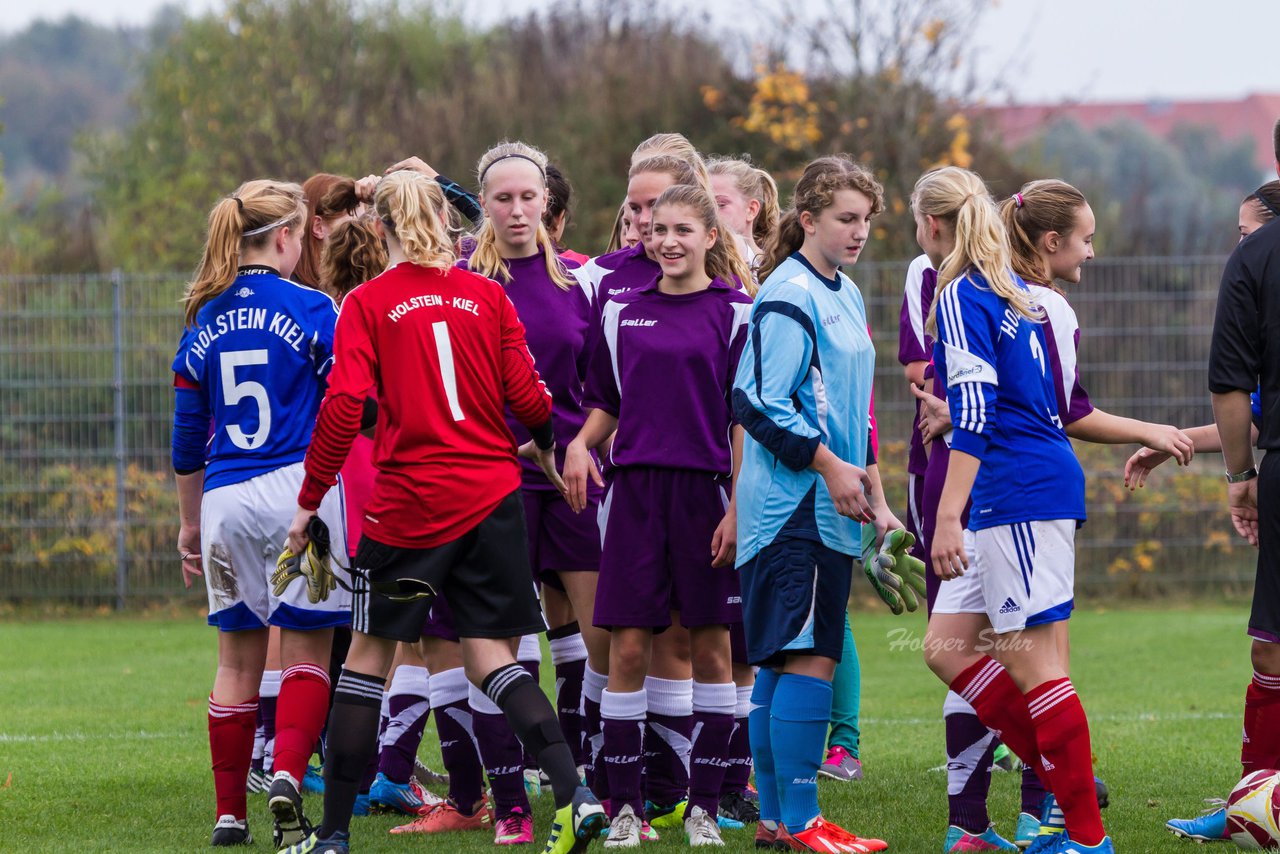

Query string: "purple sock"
[[689, 682, 736, 817], [555, 658, 587, 768], [1021, 762, 1049, 815], [644, 677, 692, 807], [602, 689, 647, 818], [582, 667, 608, 798], [379, 689, 429, 784], [471, 686, 531, 818], [434, 698, 485, 809], [944, 691, 995, 834], [722, 685, 753, 795]]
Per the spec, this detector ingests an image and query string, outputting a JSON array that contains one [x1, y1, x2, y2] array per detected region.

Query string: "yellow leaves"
[[922, 18, 946, 45], [700, 85, 723, 111], [737, 63, 822, 152]]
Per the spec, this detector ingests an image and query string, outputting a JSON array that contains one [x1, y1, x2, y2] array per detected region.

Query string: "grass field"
[[0, 604, 1256, 852]]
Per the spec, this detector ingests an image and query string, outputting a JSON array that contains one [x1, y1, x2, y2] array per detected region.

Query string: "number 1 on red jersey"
[[432, 320, 466, 422]]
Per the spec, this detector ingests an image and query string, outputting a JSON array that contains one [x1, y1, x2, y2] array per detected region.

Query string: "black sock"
[[483, 663, 580, 809], [319, 668, 385, 838]]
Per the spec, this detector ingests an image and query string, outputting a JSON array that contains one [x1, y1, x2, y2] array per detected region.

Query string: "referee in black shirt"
[[1207, 118, 1280, 783]]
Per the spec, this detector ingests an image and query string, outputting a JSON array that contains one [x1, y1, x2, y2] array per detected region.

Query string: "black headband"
[[478, 153, 545, 186]]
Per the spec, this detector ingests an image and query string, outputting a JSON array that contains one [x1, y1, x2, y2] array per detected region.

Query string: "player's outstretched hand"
[[178, 524, 203, 589], [710, 508, 736, 568], [911, 383, 951, 443], [354, 174, 381, 203], [385, 156, 439, 179], [1143, 424, 1194, 467], [1124, 446, 1172, 490], [1229, 478, 1260, 547], [286, 506, 313, 556], [518, 440, 567, 496], [931, 515, 968, 580], [562, 439, 603, 514]]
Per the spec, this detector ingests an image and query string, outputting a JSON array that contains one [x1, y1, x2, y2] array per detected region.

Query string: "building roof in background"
[[981, 93, 1280, 175]]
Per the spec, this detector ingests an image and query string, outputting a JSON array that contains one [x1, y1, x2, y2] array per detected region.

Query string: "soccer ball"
[[1227, 769, 1280, 849]]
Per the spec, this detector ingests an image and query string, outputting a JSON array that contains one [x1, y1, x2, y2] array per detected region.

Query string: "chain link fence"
[[0, 259, 1251, 605]]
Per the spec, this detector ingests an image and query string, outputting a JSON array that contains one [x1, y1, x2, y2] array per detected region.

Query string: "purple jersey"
[[585, 275, 752, 474], [1028, 284, 1094, 426], [462, 249, 592, 490], [898, 255, 938, 477]]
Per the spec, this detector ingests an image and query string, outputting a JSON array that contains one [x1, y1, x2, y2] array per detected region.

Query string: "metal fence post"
[[112, 269, 128, 610]]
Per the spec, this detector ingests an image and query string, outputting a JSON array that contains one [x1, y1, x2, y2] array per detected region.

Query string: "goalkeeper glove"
[[861, 526, 927, 615], [272, 515, 336, 604]]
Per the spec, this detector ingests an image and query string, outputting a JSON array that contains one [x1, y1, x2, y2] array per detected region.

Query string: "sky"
[[2, 0, 1278, 104]]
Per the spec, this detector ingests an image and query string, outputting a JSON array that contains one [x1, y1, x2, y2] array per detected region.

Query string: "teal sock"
[[748, 667, 781, 822], [827, 613, 861, 756], [771, 673, 833, 833]]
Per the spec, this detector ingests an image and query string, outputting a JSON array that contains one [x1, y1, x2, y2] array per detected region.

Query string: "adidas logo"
[[998, 597, 1021, 614]]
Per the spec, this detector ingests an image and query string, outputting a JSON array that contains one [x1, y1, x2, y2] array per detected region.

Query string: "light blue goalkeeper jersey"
[[732, 253, 874, 564]]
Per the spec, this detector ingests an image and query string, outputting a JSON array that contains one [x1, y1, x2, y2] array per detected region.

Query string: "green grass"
[[0, 605, 1255, 852]]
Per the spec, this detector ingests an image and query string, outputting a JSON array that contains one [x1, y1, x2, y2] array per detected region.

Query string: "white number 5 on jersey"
[[220, 349, 272, 449]]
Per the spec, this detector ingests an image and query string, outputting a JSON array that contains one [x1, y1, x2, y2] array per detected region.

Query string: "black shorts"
[[1250, 451, 1280, 643], [351, 491, 546, 644]]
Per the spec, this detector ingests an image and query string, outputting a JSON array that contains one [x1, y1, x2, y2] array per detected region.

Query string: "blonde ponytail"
[[185, 179, 304, 327], [913, 167, 1037, 335], [375, 171, 455, 271]]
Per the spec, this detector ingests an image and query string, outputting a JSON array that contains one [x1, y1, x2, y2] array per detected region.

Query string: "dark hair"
[[295, 173, 359, 288], [1273, 118, 1280, 166], [1246, 180, 1280, 224], [544, 164, 572, 233]]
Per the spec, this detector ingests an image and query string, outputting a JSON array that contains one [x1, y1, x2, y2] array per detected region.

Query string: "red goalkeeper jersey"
[[298, 262, 552, 547]]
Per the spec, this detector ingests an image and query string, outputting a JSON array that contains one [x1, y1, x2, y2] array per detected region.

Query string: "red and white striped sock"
[[950, 656, 1046, 785], [209, 695, 258, 820], [273, 663, 332, 784], [1027, 678, 1104, 847]]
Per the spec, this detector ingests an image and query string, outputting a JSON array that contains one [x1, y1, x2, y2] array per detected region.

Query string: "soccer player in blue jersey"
[[732, 155, 897, 854], [172, 180, 350, 848], [914, 166, 1112, 854]]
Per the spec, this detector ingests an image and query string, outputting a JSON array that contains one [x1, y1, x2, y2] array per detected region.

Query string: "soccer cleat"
[[719, 789, 761, 824], [1094, 777, 1109, 809], [791, 816, 888, 853], [993, 743, 1016, 772], [496, 807, 536, 845], [686, 805, 725, 847], [247, 767, 271, 794], [646, 799, 689, 830], [1058, 839, 1115, 854], [275, 829, 350, 854], [944, 824, 1019, 852], [268, 772, 313, 848], [640, 820, 659, 842], [754, 820, 799, 850], [1014, 813, 1040, 848], [369, 771, 432, 815], [210, 814, 252, 847], [352, 793, 371, 817], [1165, 800, 1229, 842], [817, 745, 864, 782], [1024, 830, 1065, 854], [605, 803, 642, 848], [389, 796, 493, 834], [302, 764, 325, 795], [525, 767, 544, 799], [545, 786, 609, 854], [414, 755, 450, 788]]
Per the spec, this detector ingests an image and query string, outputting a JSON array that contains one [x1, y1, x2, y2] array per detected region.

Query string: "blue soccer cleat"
[[1014, 812, 1040, 848], [943, 824, 1019, 851], [277, 829, 350, 854], [1058, 837, 1114, 854], [302, 764, 326, 795], [1166, 800, 1229, 842], [1025, 830, 1065, 854], [369, 771, 431, 815]]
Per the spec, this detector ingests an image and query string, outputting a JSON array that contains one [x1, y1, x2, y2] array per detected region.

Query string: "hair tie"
[[1014, 193, 1024, 208], [230, 195, 244, 213], [479, 153, 546, 186]]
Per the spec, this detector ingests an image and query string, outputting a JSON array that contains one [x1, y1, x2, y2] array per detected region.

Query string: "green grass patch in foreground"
[[0, 606, 1254, 852]]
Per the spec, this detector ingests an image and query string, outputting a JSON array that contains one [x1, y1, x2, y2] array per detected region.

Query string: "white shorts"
[[931, 519, 1076, 634], [201, 462, 351, 632]]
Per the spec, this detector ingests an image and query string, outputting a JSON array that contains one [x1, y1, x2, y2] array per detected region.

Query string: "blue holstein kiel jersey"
[[932, 270, 1085, 530]]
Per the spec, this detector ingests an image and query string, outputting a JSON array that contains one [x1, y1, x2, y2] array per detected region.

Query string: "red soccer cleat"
[[791, 816, 887, 853]]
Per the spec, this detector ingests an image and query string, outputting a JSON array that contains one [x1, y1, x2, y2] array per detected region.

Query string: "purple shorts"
[[523, 488, 600, 592], [420, 591, 460, 644], [593, 467, 742, 630]]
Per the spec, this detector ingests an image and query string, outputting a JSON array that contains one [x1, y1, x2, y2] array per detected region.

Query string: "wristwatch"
[[1225, 467, 1259, 483]]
